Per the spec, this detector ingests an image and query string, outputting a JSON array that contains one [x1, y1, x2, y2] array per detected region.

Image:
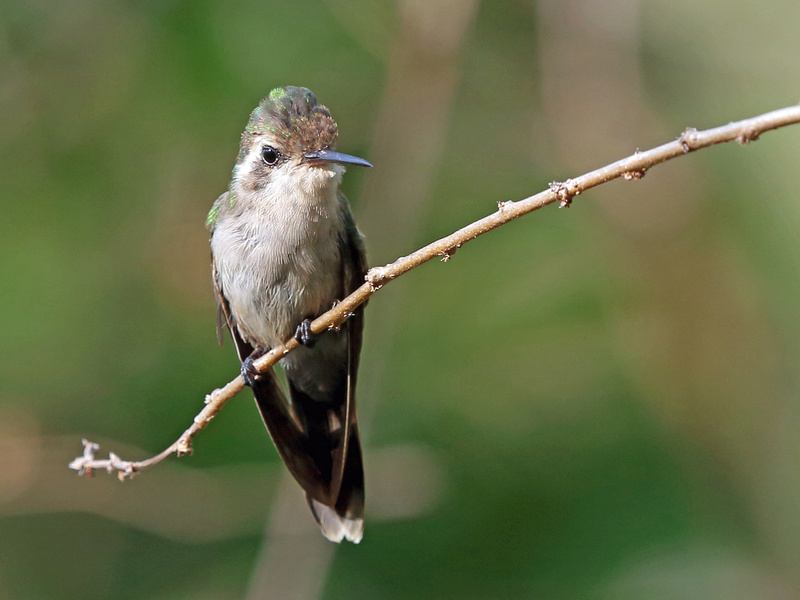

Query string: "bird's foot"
[[241, 348, 267, 387], [294, 319, 316, 347]]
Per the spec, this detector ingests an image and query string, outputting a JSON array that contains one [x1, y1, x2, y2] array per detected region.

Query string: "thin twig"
[[69, 103, 800, 479]]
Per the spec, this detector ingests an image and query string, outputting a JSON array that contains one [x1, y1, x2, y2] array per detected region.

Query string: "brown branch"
[[69, 103, 800, 479]]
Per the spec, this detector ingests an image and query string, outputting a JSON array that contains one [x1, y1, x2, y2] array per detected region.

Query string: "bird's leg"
[[241, 347, 268, 387], [294, 319, 317, 347]]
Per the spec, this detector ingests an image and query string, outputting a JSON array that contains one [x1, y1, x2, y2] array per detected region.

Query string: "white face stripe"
[[232, 140, 269, 183], [234, 139, 345, 198]]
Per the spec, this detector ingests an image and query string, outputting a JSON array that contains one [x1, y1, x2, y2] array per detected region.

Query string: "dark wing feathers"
[[327, 205, 368, 518]]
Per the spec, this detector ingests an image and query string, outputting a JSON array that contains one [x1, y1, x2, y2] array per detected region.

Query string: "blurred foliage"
[[2, 0, 800, 599]]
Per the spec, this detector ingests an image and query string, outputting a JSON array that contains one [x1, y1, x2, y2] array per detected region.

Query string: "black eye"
[[261, 145, 280, 166]]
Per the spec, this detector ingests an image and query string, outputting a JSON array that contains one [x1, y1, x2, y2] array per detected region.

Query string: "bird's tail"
[[306, 424, 364, 543], [250, 371, 365, 543]]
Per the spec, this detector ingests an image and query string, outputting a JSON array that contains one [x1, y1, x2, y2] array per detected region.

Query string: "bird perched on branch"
[[207, 86, 371, 543]]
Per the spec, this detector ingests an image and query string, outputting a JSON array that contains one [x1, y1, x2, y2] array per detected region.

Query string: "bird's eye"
[[261, 146, 280, 166]]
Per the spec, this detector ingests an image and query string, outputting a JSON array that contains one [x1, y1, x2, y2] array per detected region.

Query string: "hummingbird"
[[206, 86, 371, 543]]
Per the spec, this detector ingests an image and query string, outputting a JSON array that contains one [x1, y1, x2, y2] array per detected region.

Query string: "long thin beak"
[[303, 148, 373, 168]]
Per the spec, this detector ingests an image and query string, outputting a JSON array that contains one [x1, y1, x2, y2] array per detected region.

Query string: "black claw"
[[294, 319, 316, 347], [241, 348, 267, 387]]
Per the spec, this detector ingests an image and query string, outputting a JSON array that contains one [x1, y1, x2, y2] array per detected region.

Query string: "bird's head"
[[232, 86, 371, 196]]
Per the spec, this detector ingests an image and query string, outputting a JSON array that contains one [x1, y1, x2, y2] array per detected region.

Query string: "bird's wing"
[[297, 207, 368, 542], [329, 202, 368, 522]]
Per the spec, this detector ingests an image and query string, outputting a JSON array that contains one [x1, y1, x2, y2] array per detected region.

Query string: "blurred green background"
[[2, 0, 800, 598]]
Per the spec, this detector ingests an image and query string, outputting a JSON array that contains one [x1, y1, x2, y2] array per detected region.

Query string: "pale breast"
[[211, 192, 343, 349]]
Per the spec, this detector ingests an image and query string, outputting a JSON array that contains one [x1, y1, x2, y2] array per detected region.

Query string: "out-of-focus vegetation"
[[2, 1, 800, 598]]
